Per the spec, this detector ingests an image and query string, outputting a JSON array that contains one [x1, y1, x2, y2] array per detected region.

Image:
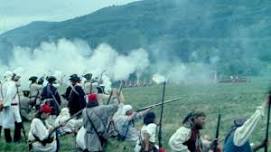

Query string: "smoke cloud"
[[1, 38, 150, 87]]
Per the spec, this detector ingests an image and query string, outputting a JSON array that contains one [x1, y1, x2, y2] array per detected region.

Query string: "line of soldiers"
[[0, 71, 270, 152]]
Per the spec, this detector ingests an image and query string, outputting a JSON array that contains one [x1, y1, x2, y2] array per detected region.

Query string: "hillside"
[[1, 0, 271, 75]]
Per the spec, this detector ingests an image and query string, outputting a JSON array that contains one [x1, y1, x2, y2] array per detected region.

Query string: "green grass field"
[[0, 77, 270, 152]]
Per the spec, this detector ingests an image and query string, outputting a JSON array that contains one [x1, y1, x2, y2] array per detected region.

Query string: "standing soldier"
[[20, 90, 32, 121], [11, 73, 24, 142], [65, 74, 86, 116], [29, 76, 43, 110], [83, 73, 93, 95], [40, 76, 62, 116], [0, 71, 19, 142]]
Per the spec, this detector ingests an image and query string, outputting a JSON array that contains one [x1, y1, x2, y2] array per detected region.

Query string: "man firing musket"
[[223, 93, 271, 152]]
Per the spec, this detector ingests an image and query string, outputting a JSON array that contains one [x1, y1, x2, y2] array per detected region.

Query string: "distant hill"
[[1, 0, 271, 75]]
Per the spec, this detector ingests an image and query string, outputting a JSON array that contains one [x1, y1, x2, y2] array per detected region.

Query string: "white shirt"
[[141, 123, 157, 143], [2, 80, 17, 107], [233, 105, 265, 146], [168, 126, 191, 152], [28, 118, 57, 152]]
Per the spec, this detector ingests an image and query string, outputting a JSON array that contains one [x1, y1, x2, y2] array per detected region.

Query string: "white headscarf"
[[122, 105, 133, 115]]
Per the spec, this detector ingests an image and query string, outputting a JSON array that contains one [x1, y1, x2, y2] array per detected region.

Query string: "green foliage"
[[0, 78, 270, 151], [1, 0, 271, 75]]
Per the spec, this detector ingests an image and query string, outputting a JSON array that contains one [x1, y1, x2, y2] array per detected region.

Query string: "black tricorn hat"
[[29, 76, 38, 82], [12, 73, 21, 81], [46, 76, 57, 83], [69, 74, 81, 82], [38, 77, 44, 85], [83, 73, 92, 80]]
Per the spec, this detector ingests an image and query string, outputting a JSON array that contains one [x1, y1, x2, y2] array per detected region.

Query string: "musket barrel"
[[136, 97, 181, 112]]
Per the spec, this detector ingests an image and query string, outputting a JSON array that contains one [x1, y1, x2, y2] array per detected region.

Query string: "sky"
[[0, 0, 138, 34]]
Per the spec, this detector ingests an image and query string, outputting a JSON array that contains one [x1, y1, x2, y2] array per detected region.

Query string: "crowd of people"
[[0, 71, 270, 152]]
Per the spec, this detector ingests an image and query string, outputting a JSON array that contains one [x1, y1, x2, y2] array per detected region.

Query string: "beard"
[[195, 123, 204, 130]]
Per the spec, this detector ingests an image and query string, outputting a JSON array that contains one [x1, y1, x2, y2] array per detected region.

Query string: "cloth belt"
[[11, 103, 18, 106]]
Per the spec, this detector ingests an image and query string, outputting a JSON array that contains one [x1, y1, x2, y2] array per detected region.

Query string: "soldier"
[[28, 103, 57, 152], [134, 112, 158, 152], [76, 93, 119, 152], [65, 74, 86, 116], [40, 76, 62, 116], [20, 90, 32, 121], [54, 108, 83, 135], [168, 111, 216, 152], [113, 104, 150, 141], [83, 73, 93, 95], [29, 76, 43, 110], [223, 99, 269, 152], [10, 73, 24, 142], [96, 85, 109, 105], [0, 71, 20, 142]]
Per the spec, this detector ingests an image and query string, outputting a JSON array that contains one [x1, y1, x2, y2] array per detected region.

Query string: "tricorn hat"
[[46, 76, 57, 83], [69, 74, 81, 82], [29, 76, 38, 83], [83, 73, 92, 81]]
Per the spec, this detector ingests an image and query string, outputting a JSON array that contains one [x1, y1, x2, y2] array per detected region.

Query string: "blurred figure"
[[168, 111, 216, 152], [20, 90, 33, 121], [29, 76, 43, 110], [224, 99, 269, 152], [83, 73, 93, 95], [54, 108, 82, 135], [40, 76, 62, 116], [28, 103, 57, 152], [134, 111, 158, 152], [113, 104, 150, 141], [76, 93, 119, 152], [0, 71, 19, 143], [11, 73, 24, 142], [65, 74, 86, 116]]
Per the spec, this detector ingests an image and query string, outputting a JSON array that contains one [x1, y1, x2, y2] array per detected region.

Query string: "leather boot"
[[4, 129, 12, 143], [0, 126, 2, 137], [14, 122, 22, 142]]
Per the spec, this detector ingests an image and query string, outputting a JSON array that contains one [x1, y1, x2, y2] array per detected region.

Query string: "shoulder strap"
[[46, 85, 60, 112], [70, 85, 79, 96], [85, 109, 104, 144], [121, 120, 133, 140]]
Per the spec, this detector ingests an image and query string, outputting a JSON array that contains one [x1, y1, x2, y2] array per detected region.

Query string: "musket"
[[136, 97, 181, 112], [158, 82, 166, 149], [48, 109, 83, 136], [118, 80, 123, 94], [106, 90, 113, 105], [98, 70, 106, 85], [264, 90, 271, 152], [16, 85, 27, 143], [116, 81, 124, 103], [213, 113, 221, 152]]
